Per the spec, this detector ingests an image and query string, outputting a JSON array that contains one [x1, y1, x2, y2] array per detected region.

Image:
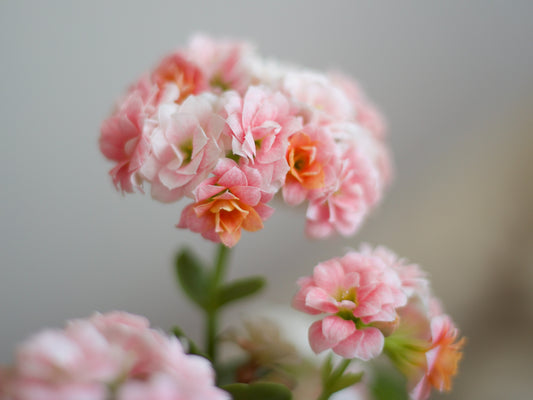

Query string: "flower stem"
[[317, 358, 352, 400], [206, 244, 231, 364]]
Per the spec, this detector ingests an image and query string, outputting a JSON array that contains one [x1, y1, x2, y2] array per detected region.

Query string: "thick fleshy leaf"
[[223, 382, 292, 400], [174, 248, 209, 309], [217, 276, 265, 308]]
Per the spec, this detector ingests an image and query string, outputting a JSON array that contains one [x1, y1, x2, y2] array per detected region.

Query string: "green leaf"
[[171, 326, 206, 358], [174, 248, 209, 309], [222, 382, 292, 400], [217, 276, 266, 308], [330, 371, 364, 393]]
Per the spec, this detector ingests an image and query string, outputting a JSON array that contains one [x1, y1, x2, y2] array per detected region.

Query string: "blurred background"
[[1, 1, 532, 398]]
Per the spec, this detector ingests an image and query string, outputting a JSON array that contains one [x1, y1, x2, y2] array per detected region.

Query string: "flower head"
[[409, 314, 465, 400], [1, 312, 228, 400], [178, 159, 274, 247], [100, 34, 392, 243], [186, 35, 256, 94], [305, 142, 380, 239], [152, 51, 208, 103], [293, 248, 408, 360], [99, 77, 157, 193], [282, 125, 338, 205]]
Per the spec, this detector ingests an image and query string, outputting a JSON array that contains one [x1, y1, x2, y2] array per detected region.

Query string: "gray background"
[[1, 1, 533, 398]]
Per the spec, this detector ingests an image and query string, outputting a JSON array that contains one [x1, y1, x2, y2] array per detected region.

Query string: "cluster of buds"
[[293, 245, 465, 400], [99, 35, 391, 247]]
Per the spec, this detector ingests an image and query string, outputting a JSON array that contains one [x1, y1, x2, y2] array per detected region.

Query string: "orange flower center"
[[286, 132, 325, 189], [194, 191, 263, 247]]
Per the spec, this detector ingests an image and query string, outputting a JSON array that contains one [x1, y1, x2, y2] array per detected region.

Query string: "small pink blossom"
[[282, 71, 354, 125], [282, 125, 338, 206], [151, 51, 208, 104], [140, 94, 226, 202], [293, 248, 407, 360], [359, 245, 429, 301], [223, 86, 302, 191], [383, 294, 465, 400], [409, 315, 465, 400], [305, 142, 381, 239], [99, 77, 158, 193], [186, 35, 256, 94], [329, 72, 386, 140], [178, 158, 274, 247]]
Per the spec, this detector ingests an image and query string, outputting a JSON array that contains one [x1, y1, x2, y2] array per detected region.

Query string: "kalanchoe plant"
[[0, 35, 464, 400]]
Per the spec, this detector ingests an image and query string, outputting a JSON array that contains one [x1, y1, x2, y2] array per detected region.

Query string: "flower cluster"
[[293, 245, 464, 400], [100, 35, 390, 247], [0, 312, 228, 400]]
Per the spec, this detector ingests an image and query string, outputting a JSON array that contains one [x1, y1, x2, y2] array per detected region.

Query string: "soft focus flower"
[[359, 245, 429, 301], [282, 71, 354, 125], [226, 317, 301, 384], [409, 315, 465, 400], [329, 72, 386, 140], [140, 94, 226, 202], [383, 290, 465, 400], [151, 52, 208, 103], [0, 312, 228, 400], [186, 35, 256, 94], [99, 77, 157, 193], [293, 248, 408, 360], [178, 158, 274, 247]]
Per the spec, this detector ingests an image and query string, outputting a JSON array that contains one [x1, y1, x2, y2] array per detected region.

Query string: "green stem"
[[212, 244, 230, 289], [206, 244, 231, 364], [317, 358, 352, 400]]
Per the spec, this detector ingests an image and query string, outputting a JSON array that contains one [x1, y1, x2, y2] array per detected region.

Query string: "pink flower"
[[223, 86, 302, 192], [282, 71, 354, 125], [140, 94, 226, 202], [282, 125, 338, 206], [151, 51, 208, 104], [178, 159, 274, 247], [1, 312, 228, 400], [99, 77, 158, 193], [383, 295, 464, 400], [293, 249, 407, 360], [186, 35, 256, 94], [305, 142, 381, 239], [329, 72, 387, 140], [409, 315, 465, 400], [359, 245, 429, 301]]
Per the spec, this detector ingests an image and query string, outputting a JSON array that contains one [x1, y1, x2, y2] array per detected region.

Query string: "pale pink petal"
[[333, 327, 384, 361]]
